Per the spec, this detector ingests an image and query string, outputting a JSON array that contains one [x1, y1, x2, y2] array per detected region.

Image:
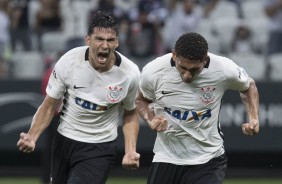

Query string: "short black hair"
[[174, 32, 208, 60], [87, 11, 118, 36]]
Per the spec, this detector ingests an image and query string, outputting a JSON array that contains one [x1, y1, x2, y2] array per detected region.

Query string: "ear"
[[204, 55, 210, 64], [172, 49, 177, 62], [115, 37, 119, 49], [204, 55, 210, 65], [85, 35, 91, 46]]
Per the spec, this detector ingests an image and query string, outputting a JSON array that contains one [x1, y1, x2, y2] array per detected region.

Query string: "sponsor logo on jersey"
[[164, 107, 211, 122], [75, 97, 108, 111], [106, 85, 123, 103], [200, 85, 216, 104]]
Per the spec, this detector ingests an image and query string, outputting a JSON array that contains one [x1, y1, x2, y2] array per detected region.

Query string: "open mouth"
[[97, 52, 108, 64]]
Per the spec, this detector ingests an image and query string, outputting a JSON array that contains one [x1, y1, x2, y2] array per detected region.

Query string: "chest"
[[68, 63, 129, 104], [154, 71, 225, 110]]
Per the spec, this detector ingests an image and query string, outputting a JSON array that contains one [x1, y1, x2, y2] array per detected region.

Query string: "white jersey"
[[46, 46, 140, 143], [140, 53, 250, 165]]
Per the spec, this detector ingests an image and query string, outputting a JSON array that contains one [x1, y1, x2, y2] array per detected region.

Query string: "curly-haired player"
[[17, 11, 140, 184], [136, 32, 259, 184]]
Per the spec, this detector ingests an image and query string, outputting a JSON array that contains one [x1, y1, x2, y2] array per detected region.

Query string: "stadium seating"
[[41, 32, 66, 53], [269, 53, 282, 81], [243, 0, 266, 21], [229, 53, 266, 81], [209, 0, 238, 20], [213, 17, 241, 54], [10, 51, 44, 79]]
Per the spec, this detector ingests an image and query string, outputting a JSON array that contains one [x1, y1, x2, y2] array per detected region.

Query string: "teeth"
[[98, 56, 107, 63]]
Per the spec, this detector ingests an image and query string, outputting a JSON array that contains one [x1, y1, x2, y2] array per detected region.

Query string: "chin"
[[182, 78, 194, 83]]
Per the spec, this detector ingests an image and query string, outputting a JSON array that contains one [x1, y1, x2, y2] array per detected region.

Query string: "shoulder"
[[56, 46, 88, 68], [61, 46, 88, 62], [208, 52, 238, 71], [118, 52, 139, 71], [208, 52, 247, 82], [55, 46, 88, 73], [116, 51, 140, 80]]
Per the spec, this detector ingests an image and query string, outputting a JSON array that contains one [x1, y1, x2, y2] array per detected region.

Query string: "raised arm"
[[121, 108, 140, 170], [17, 95, 61, 153], [239, 78, 259, 136]]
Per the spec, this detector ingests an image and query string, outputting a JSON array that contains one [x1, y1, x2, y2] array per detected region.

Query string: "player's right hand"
[[17, 132, 36, 153], [148, 116, 168, 132]]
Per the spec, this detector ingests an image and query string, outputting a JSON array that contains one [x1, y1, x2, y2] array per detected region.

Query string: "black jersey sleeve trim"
[[204, 56, 210, 68], [114, 51, 122, 67], [85, 47, 89, 61], [170, 58, 175, 67]]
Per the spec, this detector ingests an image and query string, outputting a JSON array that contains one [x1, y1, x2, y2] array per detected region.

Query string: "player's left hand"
[[122, 152, 140, 170], [242, 119, 259, 136]]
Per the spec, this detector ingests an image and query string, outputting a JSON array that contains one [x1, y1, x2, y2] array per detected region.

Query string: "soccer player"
[[17, 11, 140, 184], [136, 32, 259, 184]]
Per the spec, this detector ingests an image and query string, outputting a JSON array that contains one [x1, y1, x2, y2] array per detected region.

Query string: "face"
[[86, 27, 119, 72], [172, 51, 208, 83], [184, 0, 194, 13]]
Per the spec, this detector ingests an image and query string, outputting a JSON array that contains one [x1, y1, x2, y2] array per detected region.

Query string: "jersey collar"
[[85, 47, 121, 67]]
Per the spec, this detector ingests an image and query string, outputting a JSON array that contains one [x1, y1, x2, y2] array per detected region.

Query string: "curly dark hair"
[[174, 32, 208, 61], [87, 11, 118, 36]]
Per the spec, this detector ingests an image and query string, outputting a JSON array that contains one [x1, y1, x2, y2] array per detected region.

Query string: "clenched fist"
[[17, 132, 36, 153]]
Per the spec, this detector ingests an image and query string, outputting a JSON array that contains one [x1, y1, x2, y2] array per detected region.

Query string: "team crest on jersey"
[[200, 86, 216, 104], [106, 85, 123, 103]]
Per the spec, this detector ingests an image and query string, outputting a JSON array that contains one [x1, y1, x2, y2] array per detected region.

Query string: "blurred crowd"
[[0, 0, 282, 81]]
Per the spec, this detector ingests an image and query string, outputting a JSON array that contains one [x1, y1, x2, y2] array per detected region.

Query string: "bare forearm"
[[123, 109, 139, 153], [135, 93, 155, 124], [28, 96, 60, 142], [240, 78, 259, 121], [28, 105, 55, 141]]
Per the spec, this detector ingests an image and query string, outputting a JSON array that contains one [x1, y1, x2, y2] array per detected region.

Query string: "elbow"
[[240, 78, 256, 93]]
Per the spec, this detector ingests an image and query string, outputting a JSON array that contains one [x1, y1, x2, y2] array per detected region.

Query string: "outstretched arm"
[[122, 108, 140, 170], [136, 90, 167, 132], [17, 95, 61, 153], [239, 78, 259, 136]]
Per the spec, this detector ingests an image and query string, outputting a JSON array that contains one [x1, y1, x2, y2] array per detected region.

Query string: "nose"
[[182, 71, 193, 82], [183, 71, 192, 79], [101, 40, 109, 49]]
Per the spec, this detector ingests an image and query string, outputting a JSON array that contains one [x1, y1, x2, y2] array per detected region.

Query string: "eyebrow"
[[180, 63, 201, 70], [95, 35, 116, 41]]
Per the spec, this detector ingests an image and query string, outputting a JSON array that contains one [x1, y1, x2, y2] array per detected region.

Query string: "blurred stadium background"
[[1, 0, 282, 183]]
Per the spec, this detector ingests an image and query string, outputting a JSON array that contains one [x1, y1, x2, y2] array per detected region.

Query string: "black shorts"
[[147, 154, 228, 184], [50, 132, 117, 184]]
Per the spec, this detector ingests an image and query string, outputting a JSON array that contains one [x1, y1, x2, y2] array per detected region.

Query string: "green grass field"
[[0, 177, 282, 184]]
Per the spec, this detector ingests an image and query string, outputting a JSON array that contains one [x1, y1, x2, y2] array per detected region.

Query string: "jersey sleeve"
[[46, 56, 68, 99], [224, 58, 250, 91], [122, 68, 141, 110], [139, 63, 156, 101]]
